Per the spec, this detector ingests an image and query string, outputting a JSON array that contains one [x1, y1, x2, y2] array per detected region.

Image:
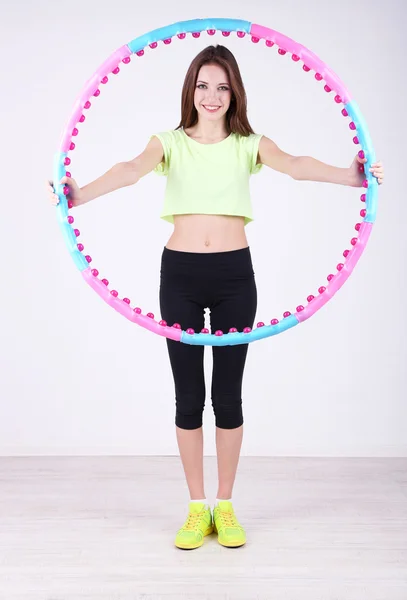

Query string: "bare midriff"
[[165, 214, 248, 253]]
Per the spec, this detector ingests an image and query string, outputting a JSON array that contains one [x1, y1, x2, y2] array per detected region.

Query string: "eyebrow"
[[197, 80, 230, 86]]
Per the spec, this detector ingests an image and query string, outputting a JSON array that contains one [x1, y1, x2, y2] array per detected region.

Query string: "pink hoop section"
[[59, 45, 132, 153], [295, 222, 373, 322], [250, 24, 351, 104], [82, 268, 182, 341]]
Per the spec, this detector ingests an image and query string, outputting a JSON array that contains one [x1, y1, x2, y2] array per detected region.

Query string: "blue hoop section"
[[181, 314, 299, 346], [344, 101, 378, 224], [54, 152, 89, 271], [127, 19, 251, 53]]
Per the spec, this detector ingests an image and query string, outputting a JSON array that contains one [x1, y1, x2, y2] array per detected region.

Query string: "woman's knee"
[[211, 392, 243, 429], [175, 391, 205, 430]]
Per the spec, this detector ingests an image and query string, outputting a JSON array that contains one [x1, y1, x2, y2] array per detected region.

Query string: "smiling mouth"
[[202, 105, 221, 112]]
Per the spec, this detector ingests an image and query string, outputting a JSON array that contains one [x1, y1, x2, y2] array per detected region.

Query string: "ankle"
[[216, 493, 232, 501], [215, 497, 232, 506]]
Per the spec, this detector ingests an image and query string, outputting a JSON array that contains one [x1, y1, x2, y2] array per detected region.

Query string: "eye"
[[197, 84, 206, 89], [219, 86, 230, 91]]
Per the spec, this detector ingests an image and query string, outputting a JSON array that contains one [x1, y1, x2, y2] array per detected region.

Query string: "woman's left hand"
[[350, 154, 384, 187]]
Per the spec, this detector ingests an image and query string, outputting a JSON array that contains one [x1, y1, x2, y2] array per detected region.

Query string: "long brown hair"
[[176, 45, 255, 136]]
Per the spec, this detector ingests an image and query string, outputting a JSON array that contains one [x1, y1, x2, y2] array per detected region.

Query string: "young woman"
[[47, 45, 384, 550]]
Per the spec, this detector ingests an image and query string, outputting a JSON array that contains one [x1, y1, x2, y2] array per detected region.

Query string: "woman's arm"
[[70, 136, 164, 206], [258, 135, 384, 187]]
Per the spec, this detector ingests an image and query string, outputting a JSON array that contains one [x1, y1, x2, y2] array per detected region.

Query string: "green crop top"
[[151, 129, 263, 225]]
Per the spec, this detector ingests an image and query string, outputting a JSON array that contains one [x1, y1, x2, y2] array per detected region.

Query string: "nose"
[[205, 92, 220, 104]]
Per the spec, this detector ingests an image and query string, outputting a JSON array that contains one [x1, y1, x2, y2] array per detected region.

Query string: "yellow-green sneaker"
[[175, 502, 213, 550], [213, 500, 246, 547]]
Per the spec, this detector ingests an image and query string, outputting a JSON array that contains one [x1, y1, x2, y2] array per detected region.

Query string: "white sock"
[[190, 498, 209, 509], [215, 497, 232, 506]]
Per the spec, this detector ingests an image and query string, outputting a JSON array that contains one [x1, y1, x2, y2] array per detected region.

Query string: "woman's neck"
[[186, 120, 229, 142]]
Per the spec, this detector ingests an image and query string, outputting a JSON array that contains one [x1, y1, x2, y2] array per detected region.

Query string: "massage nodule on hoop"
[[53, 18, 378, 347]]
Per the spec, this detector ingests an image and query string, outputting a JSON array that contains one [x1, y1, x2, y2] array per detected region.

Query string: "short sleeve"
[[150, 131, 173, 176], [247, 133, 263, 175]]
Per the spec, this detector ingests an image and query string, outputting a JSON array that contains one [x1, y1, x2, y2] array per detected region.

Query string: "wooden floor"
[[0, 456, 406, 599]]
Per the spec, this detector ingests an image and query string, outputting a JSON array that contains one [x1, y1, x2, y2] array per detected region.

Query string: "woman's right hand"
[[46, 176, 82, 207]]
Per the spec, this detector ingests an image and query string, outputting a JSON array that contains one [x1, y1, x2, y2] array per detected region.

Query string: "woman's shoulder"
[[231, 130, 261, 139], [233, 132, 264, 148], [154, 128, 184, 139], [151, 129, 185, 151], [153, 128, 185, 147]]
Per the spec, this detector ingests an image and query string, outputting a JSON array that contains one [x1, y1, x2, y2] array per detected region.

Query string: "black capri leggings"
[[159, 246, 257, 431]]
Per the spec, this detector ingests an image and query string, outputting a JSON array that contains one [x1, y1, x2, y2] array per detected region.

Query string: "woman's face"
[[194, 63, 232, 123]]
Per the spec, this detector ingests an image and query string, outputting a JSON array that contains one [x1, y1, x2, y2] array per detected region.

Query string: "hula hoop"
[[53, 18, 378, 347]]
